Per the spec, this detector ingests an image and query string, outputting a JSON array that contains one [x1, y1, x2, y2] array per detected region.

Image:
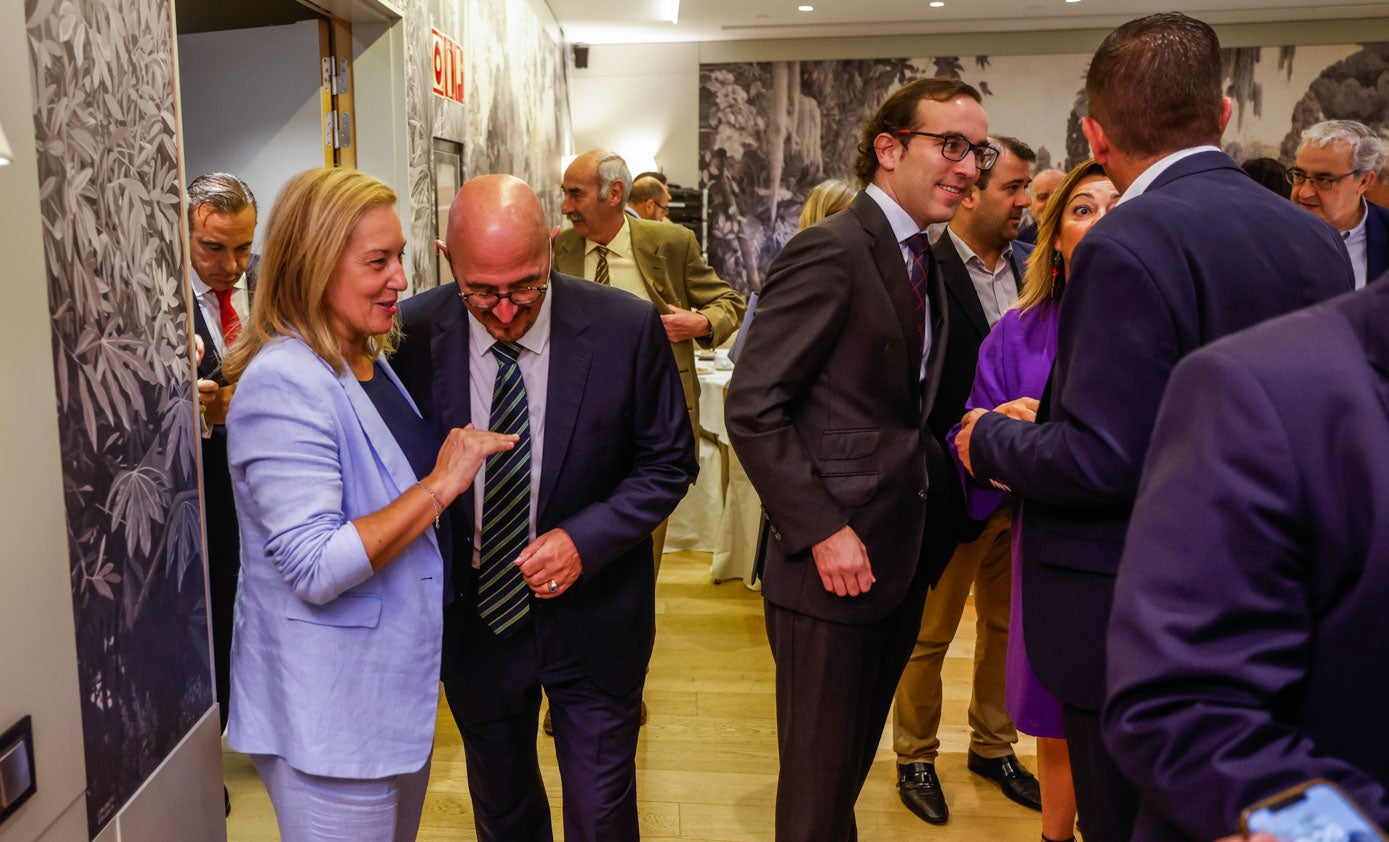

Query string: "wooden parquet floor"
[[225, 550, 1045, 840]]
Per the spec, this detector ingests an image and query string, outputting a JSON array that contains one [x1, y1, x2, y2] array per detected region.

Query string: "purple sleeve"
[[948, 312, 1018, 520]]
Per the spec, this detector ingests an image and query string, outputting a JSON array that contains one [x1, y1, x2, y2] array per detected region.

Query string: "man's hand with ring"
[[515, 528, 582, 599]]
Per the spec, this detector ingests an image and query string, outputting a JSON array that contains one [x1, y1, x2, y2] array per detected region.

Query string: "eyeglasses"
[[893, 130, 999, 171], [457, 245, 552, 311], [1285, 168, 1362, 191], [460, 285, 548, 310]]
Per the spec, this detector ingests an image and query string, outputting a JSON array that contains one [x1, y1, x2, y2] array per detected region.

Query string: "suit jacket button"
[[917, 489, 927, 500], [772, 530, 782, 541]]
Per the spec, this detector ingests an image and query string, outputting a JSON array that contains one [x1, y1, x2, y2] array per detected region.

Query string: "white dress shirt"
[[583, 217, 650, 303], [190, 273, 249, 358], [946, 227, 1019, 328], [466, 285, 554, 567], [1342, 201, 1370, 290], [1118, 145, 1222, 204], [865, 182, 934, 368]]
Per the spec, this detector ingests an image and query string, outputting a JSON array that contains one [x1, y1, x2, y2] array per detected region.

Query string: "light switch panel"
[[0, 716, 35, 823]]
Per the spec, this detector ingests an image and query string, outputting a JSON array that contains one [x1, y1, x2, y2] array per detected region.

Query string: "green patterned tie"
[[477, 341, 532, 637]]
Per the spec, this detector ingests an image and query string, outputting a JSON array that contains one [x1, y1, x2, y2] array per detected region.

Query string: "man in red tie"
[[186, 172, 257, 814]]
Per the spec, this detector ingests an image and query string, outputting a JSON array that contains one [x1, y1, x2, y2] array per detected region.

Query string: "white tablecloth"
[[664, 353, 761, 589]]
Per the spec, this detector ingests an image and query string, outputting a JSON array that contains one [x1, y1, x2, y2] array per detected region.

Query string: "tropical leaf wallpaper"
[[700, 42, 1389, 294], [24, 0, 210, 834]]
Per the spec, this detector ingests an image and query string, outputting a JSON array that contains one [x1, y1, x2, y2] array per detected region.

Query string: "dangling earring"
[[1050, 251, 1063, 299]]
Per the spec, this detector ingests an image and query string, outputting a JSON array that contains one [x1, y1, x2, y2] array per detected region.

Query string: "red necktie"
[[215, 288, 241, 346]]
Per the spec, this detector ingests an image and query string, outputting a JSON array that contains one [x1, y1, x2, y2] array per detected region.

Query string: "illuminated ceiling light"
[[798, 4, 814, 10], [1065, 0, 1082, 3], [929, 1, 945, 6]]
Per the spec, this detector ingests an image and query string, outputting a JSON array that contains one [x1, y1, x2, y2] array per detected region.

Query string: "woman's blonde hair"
[[222, 167, 399, 381], [1015, 159, 1106, 313], [798, 178, 857, 230]]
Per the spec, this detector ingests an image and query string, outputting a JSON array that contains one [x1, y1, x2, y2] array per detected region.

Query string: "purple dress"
[[949, 300, 1063, 738]]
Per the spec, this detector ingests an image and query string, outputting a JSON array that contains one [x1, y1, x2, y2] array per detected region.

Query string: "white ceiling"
[[552, 0, 1389, 45]]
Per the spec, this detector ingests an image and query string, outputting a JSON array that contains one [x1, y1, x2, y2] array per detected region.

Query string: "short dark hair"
[[1240, 157, 1288, 198], [187, 172, 257, 230], [629, 175, 668, 205], [1085, 12, 1223, 158], [854, 77, 983, 185], [976, 136, 1036, 189]]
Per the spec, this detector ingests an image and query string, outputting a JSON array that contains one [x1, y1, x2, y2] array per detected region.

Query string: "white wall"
[[567, 16, 1389, 188], [0, 0, 89, 839], [570, 42, 702, 186], [178, 21, 326, 245]]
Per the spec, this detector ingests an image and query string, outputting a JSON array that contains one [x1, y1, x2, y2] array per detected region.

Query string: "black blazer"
[[392, 273, 698, 696], [970, 151, 1355, 710], [929, 232, 1032, 541], [726, 191, 962, 626]]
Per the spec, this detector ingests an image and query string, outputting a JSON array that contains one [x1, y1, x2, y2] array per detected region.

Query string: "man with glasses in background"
[[627, 171, 671, 221], [393, 174, 697, 842], [1290, 119, 1389, 288], [726, 78, 992, 841]]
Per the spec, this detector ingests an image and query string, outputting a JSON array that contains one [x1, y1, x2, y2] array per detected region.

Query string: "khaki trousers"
[[893, 507, 1017, 763]]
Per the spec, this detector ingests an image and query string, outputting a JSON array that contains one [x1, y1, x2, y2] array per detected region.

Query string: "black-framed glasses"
[[893, 130, 999, 171], [460, 285, 548, 310], [457, 245, 552, 311], [1285, 168, 1362, 191]]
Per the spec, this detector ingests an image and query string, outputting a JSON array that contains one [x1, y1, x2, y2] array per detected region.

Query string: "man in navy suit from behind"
[[955, 12, 1354, 841], [1105, 282, 1389, 840], [392, 174, 697, 842]]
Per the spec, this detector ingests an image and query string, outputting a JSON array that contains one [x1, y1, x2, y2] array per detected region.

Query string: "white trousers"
[[250, 753, 431, 842]]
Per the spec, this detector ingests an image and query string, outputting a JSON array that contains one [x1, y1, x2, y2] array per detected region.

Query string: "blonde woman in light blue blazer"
[[220, 168, 515, 842]]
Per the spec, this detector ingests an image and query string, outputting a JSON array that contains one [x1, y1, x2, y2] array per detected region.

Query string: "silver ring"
[[547, 579, 558, 594]]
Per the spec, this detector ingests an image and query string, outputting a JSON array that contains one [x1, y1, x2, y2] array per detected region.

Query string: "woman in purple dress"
[[950, 160, 1120, 842]]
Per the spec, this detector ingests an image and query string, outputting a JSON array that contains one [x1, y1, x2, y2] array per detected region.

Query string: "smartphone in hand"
[[1241, 779, 1387, 842]]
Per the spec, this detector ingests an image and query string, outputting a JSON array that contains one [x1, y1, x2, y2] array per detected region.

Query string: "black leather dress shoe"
[[898, 762, 949, 824], [967, 750, 1042, 811]]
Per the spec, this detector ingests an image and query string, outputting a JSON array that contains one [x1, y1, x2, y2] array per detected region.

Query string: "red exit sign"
[[432, 28, 464, 104]]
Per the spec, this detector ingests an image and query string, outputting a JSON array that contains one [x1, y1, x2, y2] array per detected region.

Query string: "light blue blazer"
[[225, 336, 442, 779]]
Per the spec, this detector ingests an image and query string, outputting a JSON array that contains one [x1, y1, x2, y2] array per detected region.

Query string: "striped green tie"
[[477, 341, 532, 637]]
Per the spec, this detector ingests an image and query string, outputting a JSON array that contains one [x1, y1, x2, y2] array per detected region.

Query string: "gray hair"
[[1299, 120, 1386, 176], [594, 151, 632, 205], [187, 172, 258, 230]]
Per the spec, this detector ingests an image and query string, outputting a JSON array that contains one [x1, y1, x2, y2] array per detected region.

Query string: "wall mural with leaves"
[[700, 41, 1388, 294], [403, 0, 569, 290], [25, 0, 209, 834]]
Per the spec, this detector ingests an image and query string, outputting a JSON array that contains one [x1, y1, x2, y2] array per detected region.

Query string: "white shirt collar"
[[466, 274, 555, 359], [585, 216, 631, 259], [946, 226, 1012, 269], [865, 182, 926, 248], [1118, 145, 1222, 205], [190, 272, 246, 298]]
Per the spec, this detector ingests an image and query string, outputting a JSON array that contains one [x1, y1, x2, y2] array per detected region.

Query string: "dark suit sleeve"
[[1102, 347, 1389, 839], [725, 225, 852, 553], [971, 231, 1177, 507], [560, 306, 698, 576]]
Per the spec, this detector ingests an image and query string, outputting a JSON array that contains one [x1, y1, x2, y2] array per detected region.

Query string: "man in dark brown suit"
[[725, 78, 994, 841]]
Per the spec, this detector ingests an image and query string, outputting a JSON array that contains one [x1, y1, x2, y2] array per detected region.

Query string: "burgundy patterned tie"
[[904, 233, 930, 347]]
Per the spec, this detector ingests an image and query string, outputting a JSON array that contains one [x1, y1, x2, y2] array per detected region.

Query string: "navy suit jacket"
[[1103, 283, 1389, 840], [1365, 200, 1389, 286], [392, 274, 698, 696], [970, 150, 1355, 710]]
